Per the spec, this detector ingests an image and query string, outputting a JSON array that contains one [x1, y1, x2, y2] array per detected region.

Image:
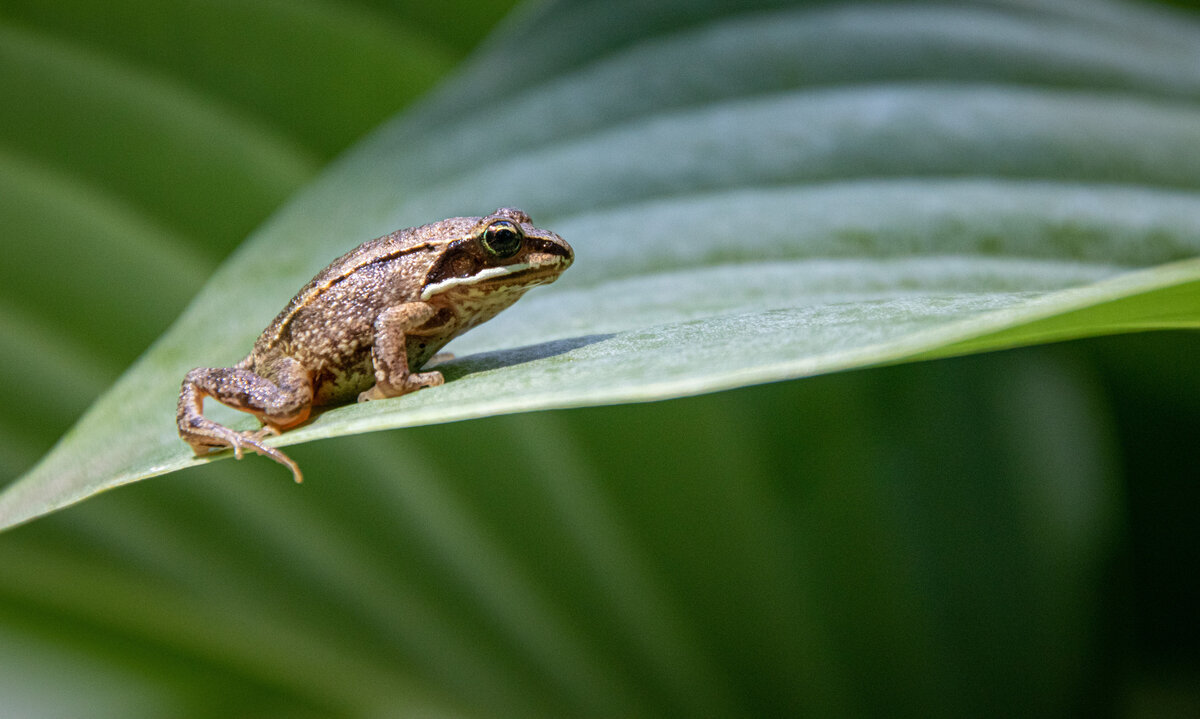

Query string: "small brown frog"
[[177, 208, 573, 482]]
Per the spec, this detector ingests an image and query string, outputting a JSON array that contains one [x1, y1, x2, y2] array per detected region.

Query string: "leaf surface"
[[3, 0, 1199, 528]]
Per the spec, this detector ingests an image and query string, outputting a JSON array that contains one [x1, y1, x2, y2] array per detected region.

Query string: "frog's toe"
[[411, 370, 445, 388], [219, 428, 263, 460], [251, 426, 281, 440], [192, 426, 248, 459], [188, 443, 218, 458], [233, 430, 303, 483], [358, 384, 384, 402]]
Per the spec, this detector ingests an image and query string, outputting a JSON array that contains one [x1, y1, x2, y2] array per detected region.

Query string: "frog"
[[177, 207, 573, 482]]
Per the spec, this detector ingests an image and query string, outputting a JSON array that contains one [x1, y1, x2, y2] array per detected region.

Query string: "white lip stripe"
[[420, 262, 533, 300]]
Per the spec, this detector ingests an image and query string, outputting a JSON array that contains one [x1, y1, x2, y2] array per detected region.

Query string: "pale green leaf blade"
[[4, 0, 1200, 528]]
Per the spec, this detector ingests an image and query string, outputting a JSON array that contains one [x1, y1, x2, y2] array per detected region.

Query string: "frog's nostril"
[[531, 236, 573, 261]]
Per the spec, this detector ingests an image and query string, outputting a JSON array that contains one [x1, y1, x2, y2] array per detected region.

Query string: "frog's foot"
[[357, 370, 444, 402], [178, 364, 311, 483], [236, 431, 302, 484], [184, 422, 303, 484]]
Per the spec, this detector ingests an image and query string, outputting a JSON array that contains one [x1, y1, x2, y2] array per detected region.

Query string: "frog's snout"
[[528, 232, 574, 269]]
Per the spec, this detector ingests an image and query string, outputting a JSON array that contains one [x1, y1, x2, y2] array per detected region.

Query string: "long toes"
[[234, 431, 303, 483]]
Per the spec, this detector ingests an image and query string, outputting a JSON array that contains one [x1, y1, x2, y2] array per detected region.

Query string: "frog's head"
[[420, 207, 573, 302]]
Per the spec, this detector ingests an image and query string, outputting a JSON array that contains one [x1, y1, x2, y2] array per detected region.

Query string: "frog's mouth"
[[420, 250, 571, 300]]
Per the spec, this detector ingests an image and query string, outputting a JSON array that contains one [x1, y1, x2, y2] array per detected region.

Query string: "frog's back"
[[250, 217, 483, 360]]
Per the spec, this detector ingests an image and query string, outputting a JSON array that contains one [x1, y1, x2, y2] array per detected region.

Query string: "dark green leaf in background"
[[0, 346, 1132, 717]]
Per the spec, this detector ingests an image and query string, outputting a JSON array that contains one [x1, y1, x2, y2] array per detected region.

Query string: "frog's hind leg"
[[176, 359, 312, 483]]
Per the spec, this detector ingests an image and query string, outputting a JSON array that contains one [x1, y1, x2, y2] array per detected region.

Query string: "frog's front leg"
[[359, 302, 445, 402], [176, 356, 312, 482]]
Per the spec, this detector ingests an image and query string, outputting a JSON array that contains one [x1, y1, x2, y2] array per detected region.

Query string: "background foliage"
[[1, 0, 1198, 716]]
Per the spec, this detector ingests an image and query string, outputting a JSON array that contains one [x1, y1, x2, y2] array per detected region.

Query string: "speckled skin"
[[177, 208, 572, 481]]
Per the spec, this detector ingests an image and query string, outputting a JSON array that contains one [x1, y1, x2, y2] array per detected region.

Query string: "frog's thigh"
[[184, 357, 312, 427], [364, 302, 444, 400]]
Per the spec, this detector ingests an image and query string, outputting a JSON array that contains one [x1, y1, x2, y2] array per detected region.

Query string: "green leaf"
[[0, 0, 517, 472], [3, 4, 1197, 715], [4, 0, 1200, 528]]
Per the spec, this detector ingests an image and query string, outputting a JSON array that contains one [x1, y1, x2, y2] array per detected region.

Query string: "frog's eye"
[[480, 220, 524, 258]]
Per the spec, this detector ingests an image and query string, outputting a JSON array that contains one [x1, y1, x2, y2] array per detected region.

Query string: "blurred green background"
[[1, 0, 1198, 716]]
